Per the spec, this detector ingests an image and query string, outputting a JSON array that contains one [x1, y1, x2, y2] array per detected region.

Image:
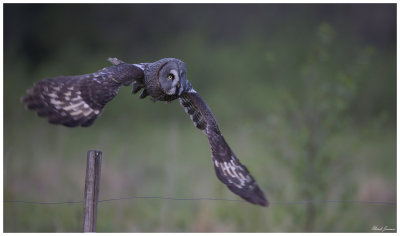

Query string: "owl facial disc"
[[158, 60, 187, 96]]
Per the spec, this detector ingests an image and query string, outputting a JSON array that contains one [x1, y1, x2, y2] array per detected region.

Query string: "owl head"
[[144, 58, 189, 101], [158, 58, 187, 96]]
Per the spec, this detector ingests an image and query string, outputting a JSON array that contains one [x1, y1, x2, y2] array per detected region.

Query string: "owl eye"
[[167, 74, 174, 80]]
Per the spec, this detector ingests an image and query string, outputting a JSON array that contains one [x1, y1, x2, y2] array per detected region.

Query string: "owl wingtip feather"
[[229, 184, 269, 207], [244, 187, 269, 207], [251, 188, 269, 207]]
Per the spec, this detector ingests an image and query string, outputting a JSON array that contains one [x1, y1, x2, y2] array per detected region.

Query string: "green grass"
[[4, 102, 396, 232]]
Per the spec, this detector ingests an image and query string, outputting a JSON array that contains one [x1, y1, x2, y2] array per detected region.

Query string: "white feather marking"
[[70, 110, 82, 116], [188, 88, 197, 93], [63, 101, 85, 111], [238, 173, 247, 182], [71, 95, 82, 102], [50, 99, 64, 105], [83, 110, 93, 117], [227, 162, 240, 179], [222, 162, 235, 178], [68, 87, 74, 90], [64, 91, 71, 96], [220, 162, 228, 175], [229, 163, 240, 179], [214, 159, 219, 167], [47, 93, 58, 98], [225, 168, 235, 178], [133, 63, 145, 71]]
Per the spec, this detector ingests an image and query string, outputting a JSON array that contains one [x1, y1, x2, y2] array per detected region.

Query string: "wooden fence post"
[[83, 150, 102, 232]]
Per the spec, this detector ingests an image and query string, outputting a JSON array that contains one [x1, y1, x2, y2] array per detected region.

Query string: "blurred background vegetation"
[[4, 4, 396, 232]]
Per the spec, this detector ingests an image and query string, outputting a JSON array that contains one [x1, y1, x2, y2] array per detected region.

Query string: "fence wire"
[[4, 196, 396, 206]]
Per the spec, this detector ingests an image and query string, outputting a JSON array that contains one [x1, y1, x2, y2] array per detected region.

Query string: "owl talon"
[[132, 82, 144, 94], [139, 89, 149, 99]]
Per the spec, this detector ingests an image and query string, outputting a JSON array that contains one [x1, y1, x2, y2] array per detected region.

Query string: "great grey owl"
[[22, 58, 268, 207]]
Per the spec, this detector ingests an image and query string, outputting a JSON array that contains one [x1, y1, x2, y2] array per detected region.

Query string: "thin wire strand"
[[269, 200, 397, 205], [4, 196, 397, 206], [99, 196, 246, 203], [4, 200, 83, 205]]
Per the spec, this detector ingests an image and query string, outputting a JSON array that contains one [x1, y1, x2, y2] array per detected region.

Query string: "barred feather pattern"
[[22, 64, 143, 127], [179, 91, 268, 207]]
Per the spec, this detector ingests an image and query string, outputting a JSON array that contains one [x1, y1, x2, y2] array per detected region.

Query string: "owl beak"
[[176, 82, 184, 96]]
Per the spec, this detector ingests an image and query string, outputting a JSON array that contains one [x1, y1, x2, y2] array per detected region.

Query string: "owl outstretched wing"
[[179, 90, 268, 207], [22, 59, 144, 127]]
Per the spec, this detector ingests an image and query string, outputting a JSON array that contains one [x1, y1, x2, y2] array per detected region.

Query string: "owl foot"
[[132, 81, 145, 94], [139, 89, 149, 99]]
